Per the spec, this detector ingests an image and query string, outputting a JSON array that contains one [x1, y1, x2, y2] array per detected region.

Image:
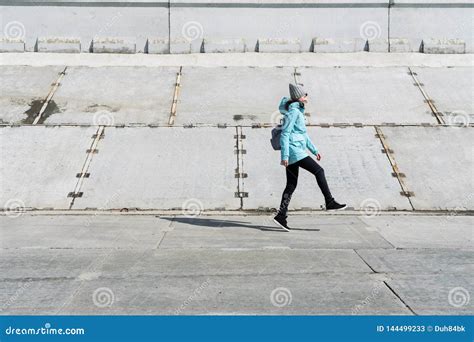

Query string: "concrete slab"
[[1, 5, 168, 52], [422, 38, 466, 54], [72, 127, 239, 210], [380, 126, 474, 210], [1, 214, 470, 315], [258, 39, 301, 53], [0, 126, 96, 209], [411, 67, 474, 123], [298, 67, 435, 124], [390, 3, 474, 53], [360, 216, 474, 249], [6, 274, 407, 315], [203, 39, 247, 53], [43, 66, 178, 125], [0, 38, 25, 52], [0, 248, 372, 282], [385, 274, 473, 315], [37, 37, 81, 53], [312, 38, 366, 53], [92, 37, 137, 54], [169, 2, 388, 54], [146, 38, 170, 54], [0, 215, 167, 249], [357, 248, 473, 274], [175, 67, 295, 125], [0, 66, 64, 124], [2, 52, 472, 69], [157, 215, 393, 249], [0, 279, 81, 315], [242, 126, 412, 211]]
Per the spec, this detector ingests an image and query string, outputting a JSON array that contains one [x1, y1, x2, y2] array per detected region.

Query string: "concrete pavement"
[[0, 213, 472, 315]]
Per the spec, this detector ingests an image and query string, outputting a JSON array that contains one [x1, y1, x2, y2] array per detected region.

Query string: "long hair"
[[285, 99, 305, 111]]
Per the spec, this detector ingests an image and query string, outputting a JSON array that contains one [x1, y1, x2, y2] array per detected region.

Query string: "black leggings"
[[277, 156, 333, 216]]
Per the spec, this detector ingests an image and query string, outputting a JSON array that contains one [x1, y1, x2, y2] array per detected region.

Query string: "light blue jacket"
[[279, 97, 319, 165]]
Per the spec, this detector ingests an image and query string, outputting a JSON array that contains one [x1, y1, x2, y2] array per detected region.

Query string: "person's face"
[[298, 95, 308, 103]]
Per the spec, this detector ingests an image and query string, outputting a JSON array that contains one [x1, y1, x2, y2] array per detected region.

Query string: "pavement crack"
[[155, 231, 167, 249], [383, 280, 417, 315], [353, 249, 378, 273]]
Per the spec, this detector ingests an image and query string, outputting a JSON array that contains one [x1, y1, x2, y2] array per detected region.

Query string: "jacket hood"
[[278, 97, 290, 115], [279, 96, 302, 115]]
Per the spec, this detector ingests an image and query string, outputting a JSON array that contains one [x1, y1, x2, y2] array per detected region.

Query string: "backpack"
[[270, 125, 282, 150]]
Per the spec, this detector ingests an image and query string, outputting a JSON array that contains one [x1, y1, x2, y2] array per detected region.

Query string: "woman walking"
[[273, 84, 346, 231]]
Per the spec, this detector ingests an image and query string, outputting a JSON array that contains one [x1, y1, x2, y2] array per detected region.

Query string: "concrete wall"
[[0, 1, 168, 52], [0, 0, 472, 53], [391, 0, 474, 53]]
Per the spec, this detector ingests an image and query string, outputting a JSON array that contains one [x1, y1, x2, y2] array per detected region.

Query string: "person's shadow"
[[158, 216, 320, 232]]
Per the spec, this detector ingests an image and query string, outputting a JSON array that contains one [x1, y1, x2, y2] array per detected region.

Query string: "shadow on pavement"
[[157, 216, 320, 232]]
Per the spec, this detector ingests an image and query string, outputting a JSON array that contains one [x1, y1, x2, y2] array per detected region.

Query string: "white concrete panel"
[[385, 274, 473, 315], [380, 126, 474, 210], [170, 2, 388, 53], [242, 126, 412, 210], [0, 5, 169, 52], [44, 66, 178, 125], [391, 3, 474, 53], [176, 66, 295, 125], [0, 126, 96, 209], [299, 67, 435, 124], [72, 127, 239, 209], [411, 67, 474, 123], [361, 215, 474, 249], [0, 66, 64, 124]]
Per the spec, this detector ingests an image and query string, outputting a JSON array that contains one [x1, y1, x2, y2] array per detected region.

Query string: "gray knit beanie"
[[289, 83, 307, 101]]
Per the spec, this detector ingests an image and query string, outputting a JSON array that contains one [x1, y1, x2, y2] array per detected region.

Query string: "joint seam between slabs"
[[383, 280, 417, 315], [234, 126, 247, 208], [168, 66, 182, 126], [374, 126, 415, 210], [353, 249, 378, 273], [408, 67, 445, 125], [32, 66, 67, 125], [68, 126, 105, 209]]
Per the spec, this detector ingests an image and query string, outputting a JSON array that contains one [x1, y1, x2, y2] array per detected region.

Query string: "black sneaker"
[[326, 199, 347, 211], [273, 214, 290, 231]]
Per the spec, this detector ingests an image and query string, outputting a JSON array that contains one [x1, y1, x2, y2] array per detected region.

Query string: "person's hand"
[[316, 153, 321, 161], [281, 160, 288, 167]]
